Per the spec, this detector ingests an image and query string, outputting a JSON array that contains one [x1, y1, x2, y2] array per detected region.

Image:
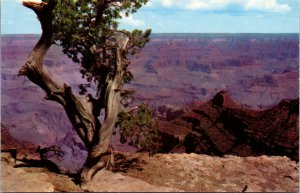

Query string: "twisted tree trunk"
[[81, 37, 129, 183], [19, 0, 128, 184]]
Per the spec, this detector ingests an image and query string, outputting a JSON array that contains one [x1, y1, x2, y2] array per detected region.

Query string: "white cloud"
[[185, 0, 233, 10], [156, 0, 234, 9], [120, 13, 145, 27], [161, 0, 173, 6], [153, 0, 291, 13], [145, 1, 153, 7], [245, 0, 290, 13]]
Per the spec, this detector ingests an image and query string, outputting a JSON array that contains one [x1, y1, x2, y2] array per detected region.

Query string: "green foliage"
[[46, 0, 151, 96], [116, 103, 162, 153], [42, 0, 155, 151]]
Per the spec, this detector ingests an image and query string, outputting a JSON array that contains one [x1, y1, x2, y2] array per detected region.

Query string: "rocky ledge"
[[1, 151, 298, 192]]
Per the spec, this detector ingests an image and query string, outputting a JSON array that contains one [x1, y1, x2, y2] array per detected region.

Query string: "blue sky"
[[1, 0, 299, 34]]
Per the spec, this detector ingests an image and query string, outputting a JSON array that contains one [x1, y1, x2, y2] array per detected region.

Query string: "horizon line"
[[1, 32, 299, 35]]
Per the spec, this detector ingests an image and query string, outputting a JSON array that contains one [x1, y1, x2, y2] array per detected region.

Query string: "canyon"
[[1, 34, 298, 173]]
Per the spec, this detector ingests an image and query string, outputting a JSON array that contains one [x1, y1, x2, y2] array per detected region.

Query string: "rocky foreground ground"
[[1, 152, 298, 192]]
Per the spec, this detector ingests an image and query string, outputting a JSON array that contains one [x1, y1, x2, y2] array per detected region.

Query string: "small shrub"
[[116, 103, 162, 154]]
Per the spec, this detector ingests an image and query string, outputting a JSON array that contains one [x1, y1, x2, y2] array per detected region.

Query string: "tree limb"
[[94, 0, 108, 27], [19, 0, 98, 149], [18, 0, 64, 104]]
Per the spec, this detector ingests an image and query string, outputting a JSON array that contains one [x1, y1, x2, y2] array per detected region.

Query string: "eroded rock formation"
[[156, 91, 299, 161]]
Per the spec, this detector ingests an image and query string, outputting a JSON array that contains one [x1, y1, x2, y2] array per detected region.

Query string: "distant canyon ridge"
[[1, 34, 298, 172]]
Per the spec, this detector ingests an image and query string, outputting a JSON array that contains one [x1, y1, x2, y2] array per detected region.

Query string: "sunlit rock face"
[[1, 34, 298, 172]]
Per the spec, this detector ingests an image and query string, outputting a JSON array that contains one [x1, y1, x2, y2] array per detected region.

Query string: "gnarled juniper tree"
[[19, 0, 153, 183]]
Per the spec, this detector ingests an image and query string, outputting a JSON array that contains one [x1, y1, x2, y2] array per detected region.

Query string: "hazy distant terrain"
[[1, 34, 298, 172], [128, 33, 298, 108]]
